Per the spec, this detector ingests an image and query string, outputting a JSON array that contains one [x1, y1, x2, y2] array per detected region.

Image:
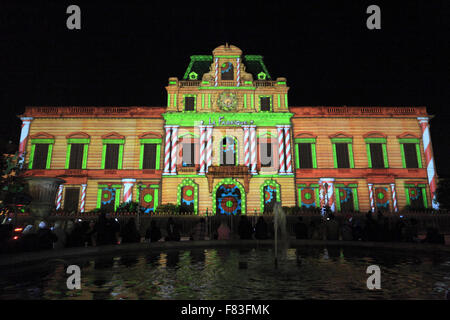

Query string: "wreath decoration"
[[217, 92, 238, 111], [189, 71, 198, 80]]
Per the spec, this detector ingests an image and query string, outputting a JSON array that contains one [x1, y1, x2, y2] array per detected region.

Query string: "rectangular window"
[[298, 143, 313, 168], [64, 187, 80, 213], [182, 143, 195, 167], [335, 143, 350, 168], [142, 144, 157, 169], [260, 97, 271, 111], [32, 143, 50, 169], [260, 142, 273, 167], [403, 143, 419, 168], [184, 97, 195, 111], [369, 143, 385, 168], [104, 144, 120, 169], [68, 144, 84, 169]]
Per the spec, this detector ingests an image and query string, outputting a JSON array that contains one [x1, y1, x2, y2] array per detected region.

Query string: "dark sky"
[[1, 1, 449, 175]]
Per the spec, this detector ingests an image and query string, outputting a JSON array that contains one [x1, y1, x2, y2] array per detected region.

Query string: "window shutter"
[[403, 143, 419, 168], [33, 144, 49, 169], [105, 144, 119, 169], [69, 144, 84, 169], [298, 143, 313, 168], [369, 143, 384, 168], [143, 144, 157, 169], [336, 143, 350, 168]]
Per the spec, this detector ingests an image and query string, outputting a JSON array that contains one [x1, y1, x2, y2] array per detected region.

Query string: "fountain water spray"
[[273, 202, 288, 267]]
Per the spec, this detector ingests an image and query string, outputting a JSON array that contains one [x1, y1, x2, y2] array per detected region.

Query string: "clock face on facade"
[[217, 92, 237, 112]]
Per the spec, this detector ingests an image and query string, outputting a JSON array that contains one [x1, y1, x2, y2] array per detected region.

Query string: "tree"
[[435, 177, 450, 211]]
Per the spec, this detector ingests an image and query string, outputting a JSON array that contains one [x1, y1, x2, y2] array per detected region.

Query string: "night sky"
[[1, 1, 449, 175]]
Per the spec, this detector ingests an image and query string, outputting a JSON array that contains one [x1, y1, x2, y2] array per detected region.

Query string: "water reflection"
[[1, 246, 449, 300]]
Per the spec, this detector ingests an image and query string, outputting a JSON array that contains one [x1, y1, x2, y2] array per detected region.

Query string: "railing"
[[23, 106, 166, 118], [254, 80, 276, 87], [179, 80, 201, 87]]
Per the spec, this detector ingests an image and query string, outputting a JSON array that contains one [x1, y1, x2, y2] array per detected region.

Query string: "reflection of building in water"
[[20, 44, 438, 214]]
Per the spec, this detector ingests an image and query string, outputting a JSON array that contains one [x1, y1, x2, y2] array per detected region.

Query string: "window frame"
[[404, 183, 428, 209], [297, 184, 321, 208], [220, 136, 238, 166], [139, 138, 162, 170], [399, 138, 422, 169], [294, 137, 317, 169], [136, 184, 160, 213], [334, 183, 359, 212], [365, 137, 389, 168], [258, 95, 273, 112], [183, 94, 197, 112], [65, 138, 90, 169], [331, 137, 354, 169], [97, 184, 122, 211], [28, 138, 54, 169], [101, 139, 124, 170]]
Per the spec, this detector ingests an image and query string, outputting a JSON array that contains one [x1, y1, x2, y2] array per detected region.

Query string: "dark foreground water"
[[1, 246, 449, 299]]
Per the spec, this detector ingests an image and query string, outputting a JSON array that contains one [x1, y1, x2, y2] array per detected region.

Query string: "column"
[[319, 178, 336, 212], [80, 184, 87, 213], [284, 125, 293, 174], [206, 125, 213, 172], [277, 125, 286, 174], [242, 125, 250, 169], [163, 125, 172, 175], [249, 125, 257, 174], [170, 126, 179, 175], [198, 125, 207, 175], [122, 179, 136, 203], [418, 117, 439, 209], [236, 57, 241, 87], [390, 183, 399, 213], [56, 184, 63, 210], [18, 117, 33, 163], [368, 183, 375, 212]]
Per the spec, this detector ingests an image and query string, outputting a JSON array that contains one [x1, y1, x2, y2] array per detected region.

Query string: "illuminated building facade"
[[19, 44, 438, 214]]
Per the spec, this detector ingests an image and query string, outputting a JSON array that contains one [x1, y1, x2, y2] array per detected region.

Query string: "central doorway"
[[216, 183, 242, 215]]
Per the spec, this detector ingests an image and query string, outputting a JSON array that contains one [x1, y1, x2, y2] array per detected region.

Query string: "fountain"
[[273, 202, 288, 267], [24, 177, 65, 227]]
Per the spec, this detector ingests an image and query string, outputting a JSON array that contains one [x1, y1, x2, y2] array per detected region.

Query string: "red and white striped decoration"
[[390, 183, 399, 212], [163, 126, 172, 175], [368, 183, 375, 212], [319, 178, 335, 212], [56, 184, 63, 210], [214, 57, 219, 87], [250, 125, 257, 174], [418, 117, 439, 209], [284, 126, 292, 174], [206, 126, 213, 172], [18, 117, 33, 163], [199, 126, 207, 174], [80, 184, 87, 213], [243, 126, 250, 168], [236, 57, 241, 87], [170, 126, 179, 174], [122, 179, 135, 203], [277, 126, 285, 174]]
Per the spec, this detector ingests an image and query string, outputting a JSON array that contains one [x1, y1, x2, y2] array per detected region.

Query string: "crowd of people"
[[292, 211, 446, 244], [0, 210, 446, 254]]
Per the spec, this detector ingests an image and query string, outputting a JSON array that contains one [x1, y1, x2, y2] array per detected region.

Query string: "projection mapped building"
[[18, 44, 438, 214]]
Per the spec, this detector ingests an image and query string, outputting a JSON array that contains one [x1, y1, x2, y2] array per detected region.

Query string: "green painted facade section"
[[163, 112, 293, 126]]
